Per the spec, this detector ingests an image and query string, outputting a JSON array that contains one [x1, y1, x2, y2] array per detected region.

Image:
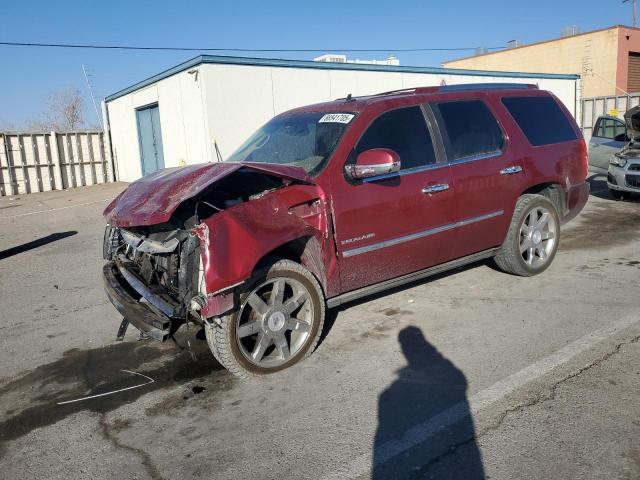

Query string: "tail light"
[[578, 138, 588, 179]]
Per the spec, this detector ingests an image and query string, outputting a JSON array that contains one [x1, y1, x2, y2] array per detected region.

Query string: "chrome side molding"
[[342, 210, 503, 258]]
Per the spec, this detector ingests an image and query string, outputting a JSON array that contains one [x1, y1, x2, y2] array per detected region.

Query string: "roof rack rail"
[[439, 83, 538, 92], [373, 86, 440, 97], [372, 87, 417, 97], [340, 82, 537, 102]]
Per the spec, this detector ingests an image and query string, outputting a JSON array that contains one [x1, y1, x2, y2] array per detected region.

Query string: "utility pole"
[[624, 0, 637, 27]]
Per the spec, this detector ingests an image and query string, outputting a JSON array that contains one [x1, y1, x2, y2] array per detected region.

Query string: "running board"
[[326, 248, 499, 309]]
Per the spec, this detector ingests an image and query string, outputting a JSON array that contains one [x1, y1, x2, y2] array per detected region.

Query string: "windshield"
[[225, 112, 354, 176]]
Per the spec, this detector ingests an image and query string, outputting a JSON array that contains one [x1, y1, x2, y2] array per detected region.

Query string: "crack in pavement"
[[421, 334, 640, 476], [98, 413, 163, 480], [480, 334, 640, 436], [80, 344, 163, 480]]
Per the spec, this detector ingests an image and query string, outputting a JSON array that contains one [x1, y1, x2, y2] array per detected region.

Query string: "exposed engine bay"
[[104, 225, 200, 316]]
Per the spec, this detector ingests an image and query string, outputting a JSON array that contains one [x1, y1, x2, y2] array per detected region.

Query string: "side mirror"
[[345, 148, 401, 180]]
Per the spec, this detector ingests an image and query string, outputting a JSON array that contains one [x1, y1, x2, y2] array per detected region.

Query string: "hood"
[[624, 106, 640, 137], [103, 162, 313, 227]]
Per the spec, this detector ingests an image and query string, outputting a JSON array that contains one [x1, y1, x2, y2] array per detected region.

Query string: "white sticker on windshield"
[[318, 113, 355, 124]]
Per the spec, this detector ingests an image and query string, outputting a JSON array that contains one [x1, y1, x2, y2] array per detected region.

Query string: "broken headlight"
[[610, 154, 627, 168], [103, 225, 121, 260]]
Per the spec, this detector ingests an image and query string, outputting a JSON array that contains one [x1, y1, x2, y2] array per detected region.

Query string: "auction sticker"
[[318, 113, 355, 124]]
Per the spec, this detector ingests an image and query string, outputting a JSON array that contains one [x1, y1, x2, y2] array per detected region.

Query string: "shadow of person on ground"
[[0, 231, 77, 260], [373, 326, 485, 479]]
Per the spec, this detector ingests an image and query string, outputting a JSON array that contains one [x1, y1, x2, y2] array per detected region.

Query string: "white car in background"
[[605, 106, 640, 199], [588, 115, 629, 173]]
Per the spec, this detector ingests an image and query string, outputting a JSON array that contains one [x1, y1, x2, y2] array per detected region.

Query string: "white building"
[[313, 54, 401, 66], [104, 55, 580, 182]]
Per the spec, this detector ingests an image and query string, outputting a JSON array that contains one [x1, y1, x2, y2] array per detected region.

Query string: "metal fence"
[[581, 94, 640, 142], [0, 131, 113, 196]]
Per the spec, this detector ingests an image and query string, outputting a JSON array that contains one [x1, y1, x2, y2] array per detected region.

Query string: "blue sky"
[[0, 0, 631, 127]]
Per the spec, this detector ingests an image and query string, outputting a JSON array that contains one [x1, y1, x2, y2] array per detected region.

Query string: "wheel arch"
[[520, 182, 565, 217], [252, 235, 328, 296]]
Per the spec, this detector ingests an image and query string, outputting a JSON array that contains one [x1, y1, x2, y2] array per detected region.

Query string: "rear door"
[[430, 96, 525, 259], [332, 105, 456, 292], [589, 116, 627, 171]]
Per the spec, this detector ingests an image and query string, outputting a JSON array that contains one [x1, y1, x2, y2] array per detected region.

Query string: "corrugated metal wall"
[[0, 131, 112, 196], [581, 94, 640, 142], [628, 53, 640, 93]]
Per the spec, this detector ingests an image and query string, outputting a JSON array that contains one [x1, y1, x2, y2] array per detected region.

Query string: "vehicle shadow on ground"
[[372, 326, 485, 479], [0, 332, 229, 457], [0, 231, 77, 260], [320, 259, 492, 344]]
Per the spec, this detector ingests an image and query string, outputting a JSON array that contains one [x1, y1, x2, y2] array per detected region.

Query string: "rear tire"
[[205, 259, 325, 378], [494, 194, 560, 277]]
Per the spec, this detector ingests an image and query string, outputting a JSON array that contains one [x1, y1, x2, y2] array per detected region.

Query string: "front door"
[[332, 105, 456, 292], [136, 104, 165, 176], [589, 116, 627, 171]]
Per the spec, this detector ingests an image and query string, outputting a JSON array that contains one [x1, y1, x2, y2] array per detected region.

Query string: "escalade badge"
[[341, 233, 376, 245]]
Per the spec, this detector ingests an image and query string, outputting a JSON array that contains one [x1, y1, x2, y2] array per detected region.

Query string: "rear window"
[[502, 96, 577, 146], [433, 100, 504, 160]]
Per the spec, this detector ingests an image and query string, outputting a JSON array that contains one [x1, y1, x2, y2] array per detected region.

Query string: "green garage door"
[[136, 104, 164, 176]]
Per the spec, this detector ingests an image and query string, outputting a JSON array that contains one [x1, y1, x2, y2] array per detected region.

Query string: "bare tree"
[[23, 87, 87, 131], [45, 87, 86, 131], [5, 88, 98, 132]]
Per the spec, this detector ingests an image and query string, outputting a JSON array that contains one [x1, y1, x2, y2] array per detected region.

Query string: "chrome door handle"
[[422, 183, 450, 194], [500, 166, 523, 175]]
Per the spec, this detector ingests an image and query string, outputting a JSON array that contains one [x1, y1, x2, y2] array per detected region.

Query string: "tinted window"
[[502, 96, 577, 146], [594, 117, 626, 140], [434, 100, 504, 160], [354, 106, 436, 170]]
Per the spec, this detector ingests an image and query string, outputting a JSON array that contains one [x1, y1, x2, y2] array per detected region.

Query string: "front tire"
[[205, 259, 325, 378], [494, 194, 560, 277]]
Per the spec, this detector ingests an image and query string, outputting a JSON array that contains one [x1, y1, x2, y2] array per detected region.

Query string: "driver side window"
[[594, 117, 626, 140], [353, 106, 437, 170]]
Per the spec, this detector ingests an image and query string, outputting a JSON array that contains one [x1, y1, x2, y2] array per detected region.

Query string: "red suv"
[[103, 83, 589, 377]]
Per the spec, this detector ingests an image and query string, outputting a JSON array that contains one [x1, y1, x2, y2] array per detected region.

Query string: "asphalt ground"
[[0, 174, 638, 480]]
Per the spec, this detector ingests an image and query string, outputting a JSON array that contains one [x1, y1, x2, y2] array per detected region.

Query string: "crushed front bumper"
[[103, 262, 174, 341]]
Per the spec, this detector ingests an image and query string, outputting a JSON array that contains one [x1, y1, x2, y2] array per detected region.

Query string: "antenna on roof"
[[624, 0, 637, 27], [82, 64, 103, 130]]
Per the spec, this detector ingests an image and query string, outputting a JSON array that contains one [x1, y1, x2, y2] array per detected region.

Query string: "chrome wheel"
[[235, 277, 313, 368], [519, 206, 557, 268]]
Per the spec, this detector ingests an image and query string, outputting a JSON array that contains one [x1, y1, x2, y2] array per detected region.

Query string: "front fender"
[[193, 185, 330, 316]]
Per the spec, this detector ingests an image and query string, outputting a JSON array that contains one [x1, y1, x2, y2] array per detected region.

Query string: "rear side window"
[[502, 96, 577, 146], [433, 100, 504, 160], [354, 106, 436, 170]]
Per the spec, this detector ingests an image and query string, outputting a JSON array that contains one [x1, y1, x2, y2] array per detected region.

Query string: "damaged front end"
[[103, 224, 202, 340], [102, 162, 324, 342]]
